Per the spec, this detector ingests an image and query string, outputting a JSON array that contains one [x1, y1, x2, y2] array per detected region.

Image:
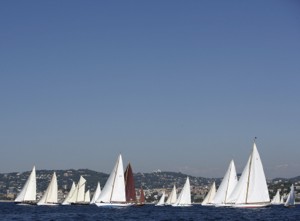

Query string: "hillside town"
[[0, 169, 299, 203]]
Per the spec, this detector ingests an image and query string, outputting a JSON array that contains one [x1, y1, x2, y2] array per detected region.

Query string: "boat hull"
[[172, 204, 192, 207], [213, 203, 232, 207], [15, 201, 37, 206], [37, 203, 59, 206], [96, 202, 133, 207], [232, 203, 270, 208]]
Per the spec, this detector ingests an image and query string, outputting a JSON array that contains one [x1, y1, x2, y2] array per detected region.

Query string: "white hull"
[[232, 203, 270, 208], [214, 203, 232, 207], [96, 202, 133, 207], [172, 204, 192, 207], [37, 203, 59, 206], [201, 203, 214, 206]]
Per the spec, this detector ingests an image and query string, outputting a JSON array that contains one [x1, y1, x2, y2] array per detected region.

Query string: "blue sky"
[[1, 1, 300, 178]]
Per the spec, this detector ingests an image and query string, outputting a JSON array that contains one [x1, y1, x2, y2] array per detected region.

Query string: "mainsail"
[[271, 189, 281, 205], [227, 142, 270, 207], [62, 182, 76, 205], [84, 190, 90, 203], [15, 166, 36, 203], [90, 182, 101, 204], [201, 182, 216, 206], [124, 163, 136, 203], [156, 191, 165, 206], [165, 185, 177, 205], [172, 177, 191, 207], [75, 176, 87, 203], [139, 187, 145, 205], [212, 160, 237, 205], [37, 172, 58, 205], [96, 154, 127, 206], [284, 184, 295, 207]]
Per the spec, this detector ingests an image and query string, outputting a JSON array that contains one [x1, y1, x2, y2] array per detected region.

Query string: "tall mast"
[[245, 137, 256, 203]]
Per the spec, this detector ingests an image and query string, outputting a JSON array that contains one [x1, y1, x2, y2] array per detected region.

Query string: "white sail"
[[271, 189, 281, 205], [280, 195, 284, 204], [37, 172, 58, 205], [15, 166, 36, 203], [172, 177, 191, 207], [84, 190, 90, 203], [156, 191, 165, 206], [62, 182, 76, 205], [75, 176, 86, 203], [212, 160, 238, 205], [96, 154, 127, 206], [69, 184, 78, 203], [227, 142, 270, 207], [201, 182, 216, 205], [165, 185, 177, 205], [90, 182, 101, 204], [284, 184, 295, 207]]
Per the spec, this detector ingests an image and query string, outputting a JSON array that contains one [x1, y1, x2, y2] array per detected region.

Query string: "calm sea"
[[0, 202, 299, 221]]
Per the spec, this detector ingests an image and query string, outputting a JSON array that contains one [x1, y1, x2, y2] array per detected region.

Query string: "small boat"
[[165, 185, 177, 205], [62, 182, 76, 205], [14, 166, 37, 205], [96, 154, 131, 207], [155, 191, 165, 206], [212, 160, 238, 207], [71, 176, 90, 205], [90, 182, 101, 204], [136, 187, 145, 206], [213, 160, 238, 206], [227, 140, 270, 208], [172, 177, 192, 207], [284, 184, 295, 208], [271, 189, 281, 205], [201, 182, 216, 206], [37, 172, 58, 206]]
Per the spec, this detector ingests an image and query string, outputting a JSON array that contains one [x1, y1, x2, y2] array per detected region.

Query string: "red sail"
[[124, 163, 137, 202], [139, 187, 145, 204]]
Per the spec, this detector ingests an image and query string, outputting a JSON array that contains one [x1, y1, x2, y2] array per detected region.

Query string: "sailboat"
[[156, 191, 165, 206], [136, 187, 145, 206], [37, 172, 58, 206], [165, 185, 177, 205], [124, 163, 137, 203], [280, 195, 285, 204], [72, 176, 89, 205], [227, 141, 270, 208], [284, 184, 295, 207], [172, 177, 192, 207], [212, 160, 238, 207], [84, 190, 90, 204], [271, 189, 281, 205], [90, 182, 101, 204], [201, 182, 216, 206], [15, 166, 37, 205], [96, 154, 129, 207], [62, 182, 76, 205]]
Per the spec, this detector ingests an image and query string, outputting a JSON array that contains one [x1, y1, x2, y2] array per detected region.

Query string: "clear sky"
[[1, 1, 300, 179]]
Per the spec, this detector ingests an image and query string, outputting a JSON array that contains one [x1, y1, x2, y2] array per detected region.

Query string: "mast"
[[245, 139, 255, 204], [109, 155, 120, 202], [224, 162, 232, 203]]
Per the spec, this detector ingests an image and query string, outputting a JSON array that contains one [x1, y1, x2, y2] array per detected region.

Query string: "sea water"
[[0, 203, 299, 221]]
